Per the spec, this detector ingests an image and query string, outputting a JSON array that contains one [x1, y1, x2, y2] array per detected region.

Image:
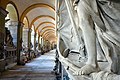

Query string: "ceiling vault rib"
[[35, 22, 55, 32], [39, 26, 55, 33], [41, 29, 55, 37], [44, 33, 55, 40], [20, 3, 55, 22], [43, 31, 55, 38], [30, 15, 55, 28]]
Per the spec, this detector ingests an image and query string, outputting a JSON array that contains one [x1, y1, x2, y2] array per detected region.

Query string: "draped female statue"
[[74, 0, 120, 75]]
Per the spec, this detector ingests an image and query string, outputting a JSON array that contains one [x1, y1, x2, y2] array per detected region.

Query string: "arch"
[[40, 29, 55, 36], [42, 29, 55, 37], [25, 16, 29, 27], [42, 32, 55, 40], [51, 40, 57, 44], [41, 31, 55, 40], [50, 41, 57, 45], [6, 2, 19, 21], [5, 2, 19, 47], [45, 32, 55, 38], [23, 16, 29, 28], [33, 24, 36, 32], [43, 32, 55, 39], [20, 3, 55, 22], [6, 1, 19, 21], [43, 32, 55, 38], [30, 15, 55, 28], [35, 22, 55, 32], [37, 31, 41, 36], [47, 35, 56, 39], [52, 40, 57, 43], [46, 36, 56, 43], [39, 26, 55, 33], [46, 36, 56, 41]]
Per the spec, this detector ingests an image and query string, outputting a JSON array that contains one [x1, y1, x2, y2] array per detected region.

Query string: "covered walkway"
[[0, 50, 56, 80]]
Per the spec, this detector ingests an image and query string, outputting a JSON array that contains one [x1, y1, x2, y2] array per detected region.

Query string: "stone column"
[[41, 37, 43, 47], [17, 22, 23, 65], [38, 35, 41, 50], [22, 28, 29, 48], [42, 39, 45, 51], [43, 39, 46, 50], [34, 32, 36, 51], [28, 28, 32, 60], [0, 7, 8, 59]]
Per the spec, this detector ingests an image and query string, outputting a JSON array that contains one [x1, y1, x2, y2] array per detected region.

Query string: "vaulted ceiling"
[[3, 0, 56, 44]]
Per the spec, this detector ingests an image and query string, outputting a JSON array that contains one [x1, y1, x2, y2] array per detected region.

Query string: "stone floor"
[[0, 50, 56, 80]]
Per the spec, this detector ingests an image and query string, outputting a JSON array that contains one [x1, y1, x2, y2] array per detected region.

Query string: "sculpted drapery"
[[57, 0, 120, 77]]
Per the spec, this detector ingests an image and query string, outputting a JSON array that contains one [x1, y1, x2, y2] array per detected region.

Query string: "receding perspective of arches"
[[0, 0, 62, 80], [39, 26, 55, 33], [19, 2, 56, 53], [35, 22, 55, 32], [30, 15, 55, 28], [44, 32, 55, 40], [42, 29, 55, 38], [41, 29, 55, 37]]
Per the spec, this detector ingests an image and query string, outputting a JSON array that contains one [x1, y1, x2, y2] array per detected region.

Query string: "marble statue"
[[5, 27, 14, 47], [75, 0, 120, 75], [73, 0, 100, 75], [57, 0, 120, 79]]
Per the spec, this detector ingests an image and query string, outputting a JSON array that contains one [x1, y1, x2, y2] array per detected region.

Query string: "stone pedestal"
[[0, 7, 8, 59], [0, 7, 8, 73]]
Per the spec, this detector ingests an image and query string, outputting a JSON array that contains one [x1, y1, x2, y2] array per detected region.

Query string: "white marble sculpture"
[[75, 0, 120, 75], [57, 0, 120, 80]]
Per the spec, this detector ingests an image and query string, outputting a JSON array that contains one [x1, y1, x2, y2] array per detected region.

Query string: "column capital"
[[18, 22, 24, 27], [28, 28, 32, 32], [0, 7, 8, 17], [23, 28, 29, 31], [38, 34, 41, 38], [34, 32, 37, 36], [8, 21, 20, 26]]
